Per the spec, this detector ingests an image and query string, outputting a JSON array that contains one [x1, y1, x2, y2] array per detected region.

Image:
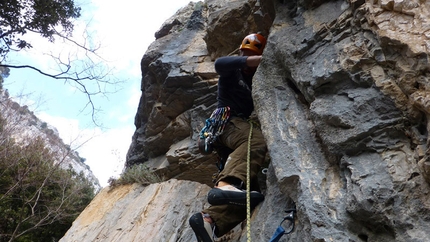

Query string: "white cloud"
[[78, 126, 134, 187], [38, 113, 84, 145], [127, 86, 141, 108]]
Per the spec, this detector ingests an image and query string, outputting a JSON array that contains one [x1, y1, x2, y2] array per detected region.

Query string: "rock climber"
[[189, 33, 268, 242]]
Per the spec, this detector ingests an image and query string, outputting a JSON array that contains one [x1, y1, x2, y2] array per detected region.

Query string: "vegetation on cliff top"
[[0, 113, 95, 242]]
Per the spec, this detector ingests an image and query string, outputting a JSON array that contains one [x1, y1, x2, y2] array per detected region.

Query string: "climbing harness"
[[268, 206, 297, 242], [199, 107, 231, 153], [246, 120, 254, 242]]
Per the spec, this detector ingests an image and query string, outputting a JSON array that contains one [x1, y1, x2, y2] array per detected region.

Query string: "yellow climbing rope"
[[246, 120, 254, 242]]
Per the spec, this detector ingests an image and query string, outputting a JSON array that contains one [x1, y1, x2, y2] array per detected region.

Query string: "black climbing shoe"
[[207, 185, 264, 207], [189, 213, 214, 242]]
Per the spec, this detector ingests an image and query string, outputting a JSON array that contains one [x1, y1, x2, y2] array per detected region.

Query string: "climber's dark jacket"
[[215, 56, 254, 118]]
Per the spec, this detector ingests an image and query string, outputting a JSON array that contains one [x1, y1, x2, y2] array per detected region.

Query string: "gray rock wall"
[[62, 0, 430, 241], [60, 180, 210, 242], [126, 0, 274, 186], [252, 0, 430, 241]]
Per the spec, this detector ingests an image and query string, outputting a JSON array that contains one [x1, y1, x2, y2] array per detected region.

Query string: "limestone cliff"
[[61, 0, 430, 241], [0, 90, 100, 189]]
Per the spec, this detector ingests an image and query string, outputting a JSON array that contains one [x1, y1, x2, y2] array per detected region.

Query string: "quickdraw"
[[199, 107, 231, 153], [269, 205, 297, 242]]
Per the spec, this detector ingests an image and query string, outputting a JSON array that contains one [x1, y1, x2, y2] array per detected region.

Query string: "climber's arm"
[[245, 55, 262, 68]]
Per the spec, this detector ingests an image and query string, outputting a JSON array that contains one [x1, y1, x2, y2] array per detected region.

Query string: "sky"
[[3, 0, 196, 187]]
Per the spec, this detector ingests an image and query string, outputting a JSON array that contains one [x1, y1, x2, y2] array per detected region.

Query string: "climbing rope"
[[245, 119, 296, 242], [227, 47, 240, 56], [246, 120, 253, 242]]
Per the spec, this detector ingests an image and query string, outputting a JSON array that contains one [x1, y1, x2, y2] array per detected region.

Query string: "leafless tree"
[[0, 0, 122, 125]]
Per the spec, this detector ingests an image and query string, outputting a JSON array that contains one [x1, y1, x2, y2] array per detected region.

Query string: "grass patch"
[[108, 164, 162, 187]]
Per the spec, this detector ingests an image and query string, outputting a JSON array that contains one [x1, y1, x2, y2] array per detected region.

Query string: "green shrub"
[[108, 164, 162, 187], [0, 114, 95, 242]]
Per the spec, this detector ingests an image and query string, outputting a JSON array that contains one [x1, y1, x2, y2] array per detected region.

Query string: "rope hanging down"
[[244, 119, 296, 242], [246, 121, 253, 242]]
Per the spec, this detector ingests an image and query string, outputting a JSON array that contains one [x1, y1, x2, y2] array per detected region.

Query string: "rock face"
[[252, 1, 430, 241], [60, 180, 211, 242], [62, 0, 430, 241], [125, 0, 275, 186]]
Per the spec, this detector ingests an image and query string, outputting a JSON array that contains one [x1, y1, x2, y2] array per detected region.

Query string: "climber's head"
[[239, 33, 266, 55]]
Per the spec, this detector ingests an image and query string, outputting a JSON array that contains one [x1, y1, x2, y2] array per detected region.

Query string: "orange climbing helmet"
[[239, 33, 266, 55]]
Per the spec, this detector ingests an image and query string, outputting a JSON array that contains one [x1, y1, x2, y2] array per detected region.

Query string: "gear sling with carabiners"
[[198, 106, 233, 181]]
